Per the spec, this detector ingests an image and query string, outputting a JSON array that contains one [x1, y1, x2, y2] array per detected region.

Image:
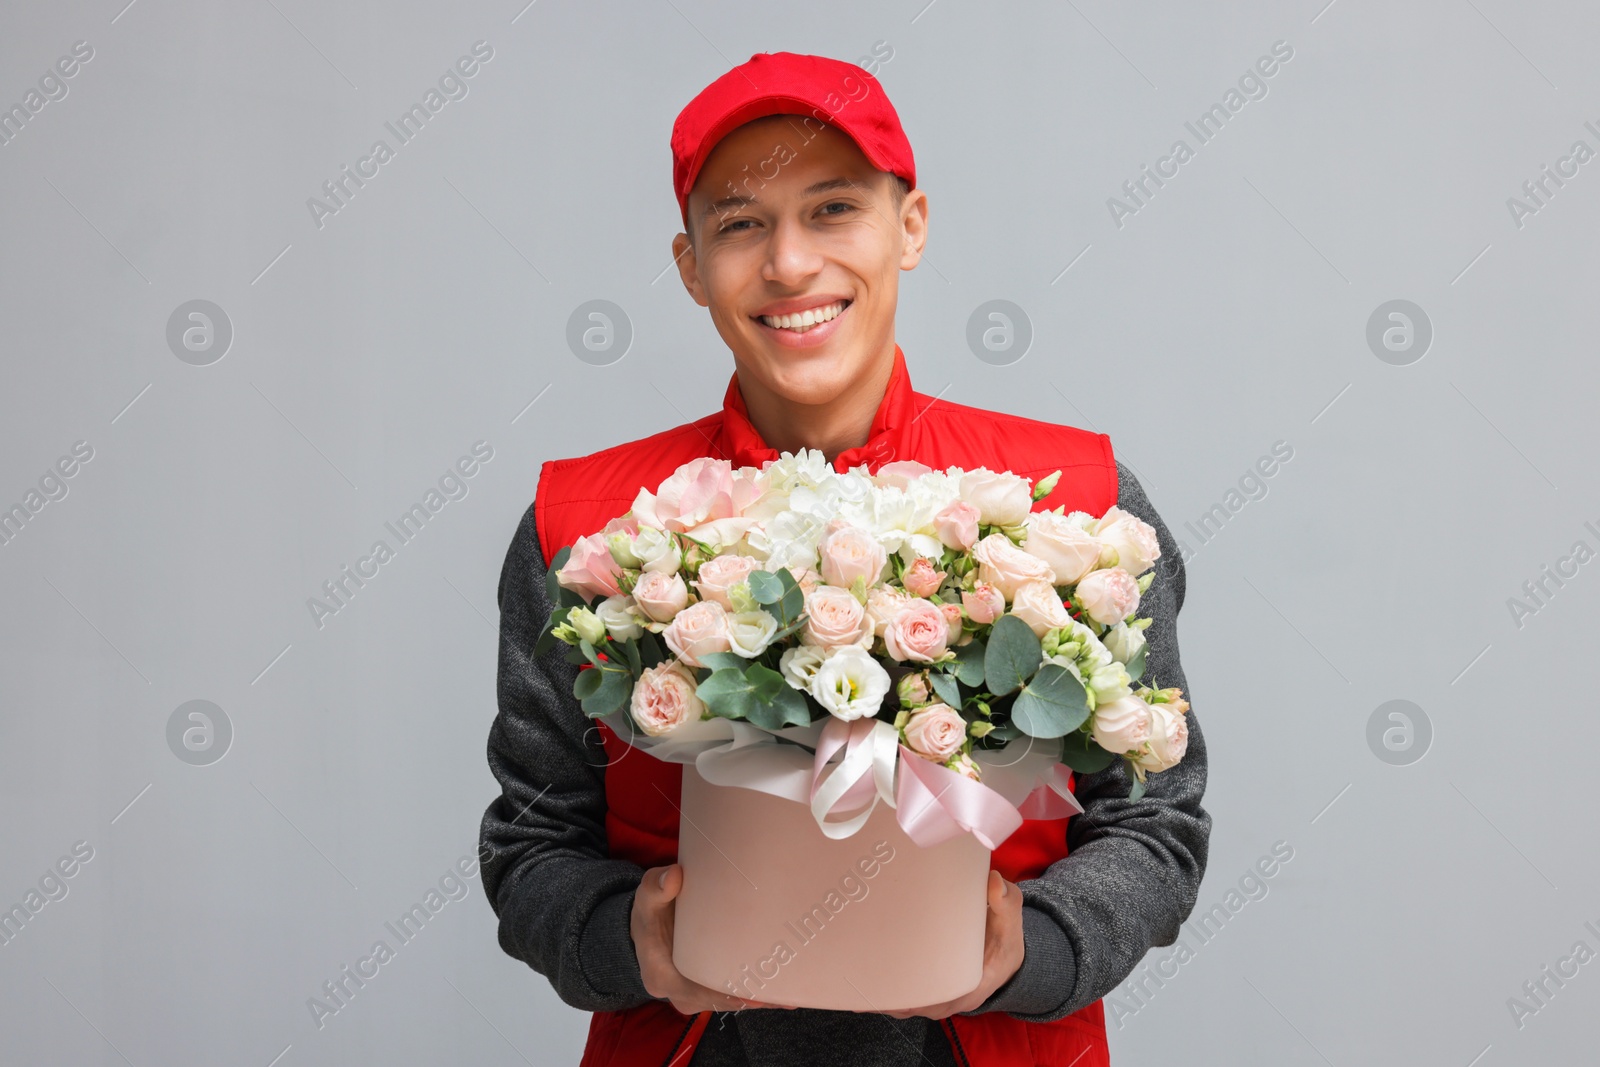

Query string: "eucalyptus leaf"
[[696, 667, 759, 721], [1127, 768, 1147, 802], [1009, 662, 1090, 739], [581, 667, 633, 719], [928, 672, 963, 709], [545, 545, 572, 605], [1059, 729, 1118, 774], [953, 640, 986, 687], [984, 614, 1042, 696], [1125, 642, 1148, 683], [697, 651, 752, 673], [748, 569, 785, 604]]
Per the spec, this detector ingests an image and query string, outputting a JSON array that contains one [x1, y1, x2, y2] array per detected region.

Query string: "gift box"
[[672, 760, 992, 1011]]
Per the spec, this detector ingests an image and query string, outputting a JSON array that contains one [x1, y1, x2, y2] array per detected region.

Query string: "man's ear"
[[671, 232, 709, 307], [898, 188, 928, 271]]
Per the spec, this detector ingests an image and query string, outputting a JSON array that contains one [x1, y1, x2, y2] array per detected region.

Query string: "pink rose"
[[692, 553, 763, 610], [556, 531, 623, 601], [1022, 511, 1105, 588], [883, 600, 950, 663], [971, 532, 1055, 602], [1075, 568, 1141, 625], [865, 585, 915, 637], [630, 661, 705, 737], [630, 457, 765, 546], [939, 601, 965, 645], [661, 599, 733, 667], [901, 556, 946, 598], [632, 569, 689, 623], [958, 469, 1034, 526], [1093, 506, 1161, 577], [801, 585, 874, 649], [1091, 694, 1153, 754], [961, 581, 1005, 625], [1133, 701, 1189, 772], [818, 521, 888, 589], [903, 702, 966, 761], [873, 460, 935, 490], [1010, 579, 1075, 637], [933, 500, 980, 550]]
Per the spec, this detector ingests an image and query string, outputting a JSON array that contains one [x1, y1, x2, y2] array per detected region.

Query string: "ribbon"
[[598, 703, 1085, 849]]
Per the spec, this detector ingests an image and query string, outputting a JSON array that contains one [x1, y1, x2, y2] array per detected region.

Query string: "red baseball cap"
[[671, 51, 916, 231]]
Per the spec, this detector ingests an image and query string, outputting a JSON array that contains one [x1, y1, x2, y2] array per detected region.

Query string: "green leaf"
[[638, 631, 666, 669], [620, 637, 642, 677], [984, 614, 1041, 696], [1125, 642, 1147, 683], [1127, 767, 1147, 801], [928, 672, 962, 709], [769, 615, 808, 643], [573, 665, 603, 701], [697, 651, 751, 673], [748, 684, 812, 731], [748, 569, 785, 605], [581, 667, 633, 719], [1009, 662, 1090, 739], [1059, 729, 1118, 774], [545, 545, 573, 604], [953, 640, 986, 687], [696, 666, 759, 720]]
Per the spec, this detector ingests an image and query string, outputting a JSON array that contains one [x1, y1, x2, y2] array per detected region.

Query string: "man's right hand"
[[632, 863, 794, 1015]]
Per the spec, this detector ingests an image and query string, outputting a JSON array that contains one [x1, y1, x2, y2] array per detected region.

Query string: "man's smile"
[[751, 297, 854, 342]]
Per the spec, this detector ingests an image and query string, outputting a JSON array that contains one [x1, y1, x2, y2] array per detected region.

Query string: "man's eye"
[[820, 202, 854, 216], [719, 219, 754, 234]]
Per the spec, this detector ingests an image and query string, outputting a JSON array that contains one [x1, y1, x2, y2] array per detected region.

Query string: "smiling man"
[[479, 51, 1211, 1067]]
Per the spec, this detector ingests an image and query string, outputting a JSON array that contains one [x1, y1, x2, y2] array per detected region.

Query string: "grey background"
[[1, 0, 1594, 1064]]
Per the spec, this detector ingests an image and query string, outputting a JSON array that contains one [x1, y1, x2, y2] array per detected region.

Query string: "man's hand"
[[633, 863, 794, 1015], [883, 869, 1025, 1020]]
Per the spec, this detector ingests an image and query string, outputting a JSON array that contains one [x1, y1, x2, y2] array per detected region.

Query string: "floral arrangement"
[[540, 450, 1190, 799]]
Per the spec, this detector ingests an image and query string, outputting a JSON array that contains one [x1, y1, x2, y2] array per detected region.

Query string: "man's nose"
[[761, 217, 823, 286]]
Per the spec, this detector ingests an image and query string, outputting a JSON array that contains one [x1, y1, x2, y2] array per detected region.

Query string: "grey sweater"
[[478, 460, 1211, 1066]]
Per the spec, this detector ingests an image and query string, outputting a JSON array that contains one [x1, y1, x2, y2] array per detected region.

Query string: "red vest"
[[535, 344, 1117, 1067]]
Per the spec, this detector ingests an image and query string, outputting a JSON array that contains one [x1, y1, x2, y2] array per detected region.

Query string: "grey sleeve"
[[478, 500, 658, 1013], [965, 460, 1212, 1021]]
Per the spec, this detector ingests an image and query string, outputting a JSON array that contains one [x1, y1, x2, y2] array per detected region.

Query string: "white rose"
[[594, 595, 644, 641], [808, 645, 892, 721], [1093, 507, 1161, 577], [726, 610, 779, 658], [1010, 579, 1075, 637], [1075, 567, 1141, 625], [1091, 694, 1153, 754], [1133, 701, 1189, 773], [1102, 622, 1146, 667], [1023, 511, 1105, 587], [631, 526, 684, 574], [959, 468, 1034, 526]]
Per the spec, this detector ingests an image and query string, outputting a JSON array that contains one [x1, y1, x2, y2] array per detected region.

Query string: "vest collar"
[[715, 343, 918, 473]]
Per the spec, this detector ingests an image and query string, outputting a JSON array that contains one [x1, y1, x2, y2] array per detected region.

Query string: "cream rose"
[[971, 532, 1056, 602], [865, 585, 916, 637], [630, 526, 684, 574], [726, 610, 779, 658], [933, 499, 980, 550], [1093, 507, 1161, 577], [1010, 579, 1075, 637], [1022, 511, 1105, 587], [903, 702, 967, 762], [1090, 694, 1153, 754], [959, 469, 1034, 526], [1075, 568, 1141, 625], [801, 585, 874, 649], [883, 600, 950, 663], [1134, 701, 1189, 772], [692, 553, 763, 610], [632, 569, 689, 623], [818, 522, 889, 589], [630, 661, 705, 737], [661, 599, 732, 667]]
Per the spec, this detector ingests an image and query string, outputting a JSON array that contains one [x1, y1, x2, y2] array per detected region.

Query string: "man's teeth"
[[759, 301, 847, 332]]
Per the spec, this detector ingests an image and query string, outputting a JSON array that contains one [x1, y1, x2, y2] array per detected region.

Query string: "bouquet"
[[539, 449, 1190, 816]]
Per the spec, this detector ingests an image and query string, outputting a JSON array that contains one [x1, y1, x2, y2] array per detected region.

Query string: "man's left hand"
[[882, 869, 1024, 1020]]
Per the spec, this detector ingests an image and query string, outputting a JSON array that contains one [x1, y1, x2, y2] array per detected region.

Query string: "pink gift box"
[[671, 762, 993, 1012]]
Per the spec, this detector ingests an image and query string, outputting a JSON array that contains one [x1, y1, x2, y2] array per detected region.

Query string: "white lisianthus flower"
[[808, 645, 892, 721], [726, 610, 779, 658], [568, 606, 607, 645], [778, 645, 827, 691], [594, 595, 644, 641], [1088, 662, 1133, 705]]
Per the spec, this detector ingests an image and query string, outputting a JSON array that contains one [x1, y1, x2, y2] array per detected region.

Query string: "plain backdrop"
[[2, 1, 1597, 1064]]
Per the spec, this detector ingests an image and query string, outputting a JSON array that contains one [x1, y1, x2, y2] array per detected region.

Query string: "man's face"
[[672, 115, 928, 407]]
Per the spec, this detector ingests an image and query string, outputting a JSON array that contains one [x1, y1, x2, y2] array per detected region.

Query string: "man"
[[479, 51, 1210, 1067]]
